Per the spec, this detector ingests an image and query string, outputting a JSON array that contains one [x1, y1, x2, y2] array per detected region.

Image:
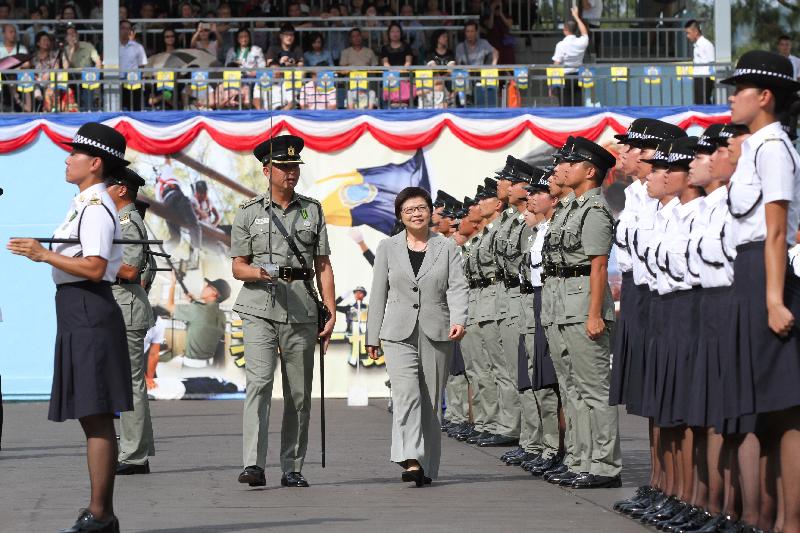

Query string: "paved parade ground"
[[2, 400, 651, 532]]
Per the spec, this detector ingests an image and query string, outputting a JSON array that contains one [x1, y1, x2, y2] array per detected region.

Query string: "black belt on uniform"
[[278, 266, 314, 282], [114, 278, 136, 285], [504, 277, 520, 289], [554, 265, 592, 278], [469, 278, 492, 289], [520, 282, 534, 294]]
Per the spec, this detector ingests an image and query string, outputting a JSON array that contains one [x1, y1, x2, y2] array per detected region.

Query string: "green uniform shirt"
[[111, 203, 155, 331], [230, 192, 331, 323], [174, 301, 226, 359], [462, 236, 480, 327], [553, 187, 615, 326], [475, 220, 500, 323], [493, 208, 520, 320], [540, 192, 575, 327]]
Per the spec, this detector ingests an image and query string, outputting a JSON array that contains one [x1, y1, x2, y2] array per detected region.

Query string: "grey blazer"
[[366, 230, 469, 345]]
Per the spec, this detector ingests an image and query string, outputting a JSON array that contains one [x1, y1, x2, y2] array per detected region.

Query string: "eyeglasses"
[[401, 205, 429, 215]]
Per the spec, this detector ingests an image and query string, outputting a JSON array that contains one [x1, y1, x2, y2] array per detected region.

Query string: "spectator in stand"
[[299, 73, 338, 109], [363, 4, 381, 43], [350, 0, 366, 15], [684, 19, 714, 105], [191, 21, 220, 58], [158, 26, 179, 54], [552, 6, 589, 106], [217, 60, 252, 109], [21, 11, 52, 50], [426, 29, 455, 66], [140, 2, 156, 19], [340, 27, 379, 67], [777, 34, 800, 81], [304, 32, 334, 66], [119, 20, 148, 111], [399, 4, 423, 61], [32, 31, 69, 112], [286, 2, 313, 28], [0, 23, 26, 58], [455, 21, 498, 65], [423, 0, 450, 25], [323, 4, 347, 65], [266, 23, 304, 67], [177, 2, 196, 48], [254, 70, 296, 110], [381, 22, 413, 108], [484, 0, 515, 64], [225, 27, 266, 72], [63, 24, 101, 111], [59, 4, 77, 20], [215, 3, 235, 62]]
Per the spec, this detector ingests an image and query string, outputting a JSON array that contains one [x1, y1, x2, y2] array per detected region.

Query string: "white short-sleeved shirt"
[[530, 220, 549, 287], [582, 0, 603, 24], [643, 197, 679, 291], [692, 35, 715, 76], [144, 316, 167, 352], [51, 182, 122, 285], [692, 187, 736, 288], [631, 192, 661, 286], [614, 179, 643, 273], [658, 197, 703, 294], [728, 121, 800, 247], [552, 34, 589, 73]]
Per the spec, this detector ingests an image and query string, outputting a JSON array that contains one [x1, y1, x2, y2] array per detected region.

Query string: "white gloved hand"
[[348, 226, 365, 243]]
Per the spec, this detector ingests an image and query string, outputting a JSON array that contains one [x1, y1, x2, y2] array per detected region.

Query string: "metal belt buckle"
[[280, 266, 294, 282]]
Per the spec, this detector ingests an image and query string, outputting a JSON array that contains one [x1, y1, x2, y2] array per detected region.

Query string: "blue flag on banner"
[[382, 70, 401, 93], [452, 69, 468, 93], [319, 150, 430, 235]]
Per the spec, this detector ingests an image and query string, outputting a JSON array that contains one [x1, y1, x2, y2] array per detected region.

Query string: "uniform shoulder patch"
[[506, 207, 514, 215], [239, 195, 263, 209], [89, 195, 102, 205], [120, 213, 131, 224]]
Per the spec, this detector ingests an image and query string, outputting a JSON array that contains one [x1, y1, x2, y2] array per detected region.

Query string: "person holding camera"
[[266, 23, 304, 68], [231, 135, 335, 489]]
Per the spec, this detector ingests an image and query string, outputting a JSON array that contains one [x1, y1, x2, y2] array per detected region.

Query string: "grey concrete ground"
[[1, 400, 650, 533]]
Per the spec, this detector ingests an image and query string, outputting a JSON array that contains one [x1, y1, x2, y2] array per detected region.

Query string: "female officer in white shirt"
[[7, 122, 132, 533]]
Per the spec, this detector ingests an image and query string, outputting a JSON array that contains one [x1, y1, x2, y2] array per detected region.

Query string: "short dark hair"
[[394, 187, 433, 219], [195, 180, 208, 193], [684, 19, 701, 32], [34, 30, 51, 46], [464, 20, 479, 32], [779, 34, 792, 43], [349, 27, 361, 36], [280, 22, 295, 34], [564, 20, 578, 34]]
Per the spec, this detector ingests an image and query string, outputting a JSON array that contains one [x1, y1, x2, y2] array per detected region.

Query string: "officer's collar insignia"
[[120, 213, 131, 223], [89, 196, 102, 205]]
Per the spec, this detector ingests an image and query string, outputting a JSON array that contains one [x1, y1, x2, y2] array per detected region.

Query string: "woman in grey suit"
[[366, 187, 469, 486]]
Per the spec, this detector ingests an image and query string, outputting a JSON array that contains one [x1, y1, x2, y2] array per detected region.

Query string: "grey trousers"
[[461, 323, 496, 433], [445, 374, 469, 424], [545, 324, 589, 473], [523, 332, 560, 459], [553, 323, 622, 477], [241, 315, 317, 473], [119, 328, 155, 465], [383, 325, 452, 479], [478, 319, 519, 437]]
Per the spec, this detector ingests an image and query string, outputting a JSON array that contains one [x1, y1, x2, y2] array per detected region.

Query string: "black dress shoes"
[[466, 430, 491, 444], [238, 465, 266, 487], [116, 461, 150, 475], [530, 455, 559, 476], [629, 492, 669, 518], [448, 422, 470, 439], [521, 455, 545, 471], [501, 447, 524, 462], [693, 513, 736, 532], [571, 473, 621, 489], [401, 468, 426, 487], [613, 485, 651, 511], [542, 463, 568, 481], [508, 452, 538, 466], [58, 509, 119, 532], [477, 434, 519, 447], [673, 510, 713, 533], [281, 472, 310, 487]]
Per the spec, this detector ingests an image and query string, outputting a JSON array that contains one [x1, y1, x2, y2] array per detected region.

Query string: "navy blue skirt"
[[532, 287, 558, 390], [624, 286, 653, 417], [659, 288, 701, 427], [726, 242, 800, 420], [450, 341, 466, 376], [48, 281, 133, 422], [517, 334, 532, 392], [686, 286, 732, 429], [640, 292, 663, 420], [609, 272, 634, 406]]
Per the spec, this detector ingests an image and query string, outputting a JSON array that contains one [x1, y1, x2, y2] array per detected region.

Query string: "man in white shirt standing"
[[777, 34, 800, 81], [119, 19, 147, 111], [684, 19, 715, 105], [552, 6, 589, 107]]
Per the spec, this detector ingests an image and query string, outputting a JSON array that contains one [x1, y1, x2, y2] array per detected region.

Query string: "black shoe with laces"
[[238, 465, 266, 487], [58, 509, 118, 532], [281, 472, 310, 487]]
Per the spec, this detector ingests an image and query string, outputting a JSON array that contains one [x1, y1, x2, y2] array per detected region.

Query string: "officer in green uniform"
[[470, 178, 519, 446], [231, 135, 336, 488], [167, 276, 230, 366], [549, 137, 622, 489], [106, 168, 156, 474], [541, 138, 590, 485]]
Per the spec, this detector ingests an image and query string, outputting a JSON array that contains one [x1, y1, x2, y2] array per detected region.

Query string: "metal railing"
[[0, 63, 732, 113]]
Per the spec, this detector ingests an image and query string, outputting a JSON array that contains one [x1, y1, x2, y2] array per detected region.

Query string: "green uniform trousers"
[[497, 316, 522, 438], [242, 315, 317, 473], [445, 374, 469, 425], [478, 319, 518, 437], [522, 332, 560, 458], [545, 324, 590, 473], [119, 328, 155, 465], [461, 323, 497, 433], [549, 323, 621, 477]]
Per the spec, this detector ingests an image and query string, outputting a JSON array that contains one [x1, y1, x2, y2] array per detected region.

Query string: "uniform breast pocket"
[[563, 277, 588, 320], [295, 228, 318, 250], [251, 227, 271, 253], [728, 181, 762, 215], [561, 227, 581, 251]]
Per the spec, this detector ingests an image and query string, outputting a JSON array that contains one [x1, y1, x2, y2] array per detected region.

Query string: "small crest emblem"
[[287, 146, 296, 157]]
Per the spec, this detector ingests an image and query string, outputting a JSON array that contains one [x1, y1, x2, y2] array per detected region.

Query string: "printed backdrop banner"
[[0, 107, 728, 400]]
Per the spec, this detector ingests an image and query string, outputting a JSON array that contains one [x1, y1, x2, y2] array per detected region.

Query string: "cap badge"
[[287, 146, 296, 157]]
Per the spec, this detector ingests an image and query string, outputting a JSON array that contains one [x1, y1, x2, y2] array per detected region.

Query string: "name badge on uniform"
[[254, 217, 269, 225], [303, 220, 312, 228]]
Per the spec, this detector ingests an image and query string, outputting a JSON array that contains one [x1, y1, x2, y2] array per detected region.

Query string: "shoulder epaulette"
[[239, 195, 263, 209], [296, 193, 322, 206], [89, 195, 102, 205]]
